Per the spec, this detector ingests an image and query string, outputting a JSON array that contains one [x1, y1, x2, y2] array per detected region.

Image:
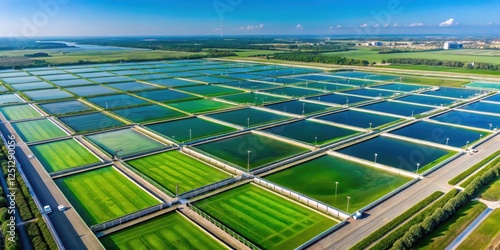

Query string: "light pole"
[[416, 163, 420, 175], [335, 181, 339, 204], [189, 129, 192, 141], [247, 117, 250, 128], [466, 140, 469, 149], [369, 123, 372, 130], [489, 123, 493, 130], [374, 153, 378, 163], [302, 102, 305, 115], [347, 196, 351, 214], [315, 136, 318, 145], [411, 110, 414, 117], [480, 134, 483, 140], [446, 138, 449, 146], [247, 150, 251, 173]]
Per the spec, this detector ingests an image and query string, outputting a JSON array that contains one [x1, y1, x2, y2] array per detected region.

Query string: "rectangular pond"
[[0, 104, 43, 121], [112, 104, 187, 123], [465, 81, 500, 90], [207, 108, 291, 128], [371, 83, 427, 92], [342, 88, 400, 98], [337, 136, 454, 172], [395, 94, 457, 106], [87, 128, 165, 156], [146, 78, 200, 88], [217, 92, 288, 105], [359, 101, 435, 117], [12, 119, 67, 142], [23, 89, 74, 101], [59, 112, 125, 133], [168, 99, 235, 114], [316, 109, 401, 129], [431, 110, 500, 130], [87, 94, 150, 109], [221, 80, 278, 90], [265, 100, 335, 115], [421, 87, 481, 99], [390, 121, 488, 148], [460, 101, 500, 114], [195, 133, 309, 170], [11, 81, 54, 91], [296, 82, 352, 92], [176, 85, 243, 97], [39, 100, 93, 115], [51, 79, 96, 87], [65, 85, 118, 97], [0, 94, 23, 105], [260, 87, 325, 97], [146, 117, 237, 142], [264, 154, 411, 212], [483, 94, 500, 103], [306, 93, 374, 106], [263, 120, 360, 145], [107, 81, 159, 92], [133, 89, 199, 103]]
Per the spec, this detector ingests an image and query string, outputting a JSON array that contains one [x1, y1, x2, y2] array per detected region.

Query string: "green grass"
[[177, 85, 244, 97], [55, 166, 160, 225], [87, 129, 165, 156], [0, 104, 43, 121], [265, 155, 411, 212], [218, 92, 289, 105], [387, 64, 500, 76], [322, 47, 500, 64], [457, 209, 500, 250], [195, 133, 309, 169], [29, 139, 100, 173], [449, 150, 500, 185], [11, 119, 67, 142], [461, 156, 500, 188], [479, 176, 500, 201], [398, 75, 470, 87], [194, 184, 337, 249], [167, 99, 236, 114], [414, 201, 487, 250], [100, 211, 225, 250], [126, 151, 230, 194]]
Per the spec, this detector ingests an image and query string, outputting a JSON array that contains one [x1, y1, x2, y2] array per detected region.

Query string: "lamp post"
[[335, 181, 339, 204], [247, 117, 250, 128], [489, 123, 493, 130], [446, 138, 449, 146], [466, 140, 469, 149], [315, 136, 318, 146], [189, 129, 192, 141], [374, 153, 378, 163], [302, 102, 305, 115], [247, 150, 251, 173], [416, 163, 420, 176], [347, 196, 351, 214], [369, 123, 372, 130]]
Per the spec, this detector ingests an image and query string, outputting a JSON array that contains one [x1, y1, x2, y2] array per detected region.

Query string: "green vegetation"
[[55, 166, 160, 225], [265, 155, 411, 211], [87, 129, 165, 157], [112, 105, 187, 123], [457, 209, 500, 250], [100, 212, 225, 249], [272, 52, 371, 66], [350, 191, 443, 250], [449, 150, 500, 185], [194, 184, 337, 249], [126, 151, 230, 194], [413, 201, 487, 249], [480, 176, 500, 201], [461, 153, 500, 187], [11, 119, 67, 142], [387, 58, 500, 71], [0, 104, 43, 121], [195, 133, 309, 169], [29, 139, 100, 173], [372, 189, 459, 250]]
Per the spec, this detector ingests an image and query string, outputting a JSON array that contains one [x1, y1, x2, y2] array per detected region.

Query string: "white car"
[[57, 205, 65, 211], [43, 205, 52, 214]]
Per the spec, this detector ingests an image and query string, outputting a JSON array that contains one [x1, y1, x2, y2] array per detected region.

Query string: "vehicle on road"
[[58, 205, 65, 211], [43, 205, 52, 214]]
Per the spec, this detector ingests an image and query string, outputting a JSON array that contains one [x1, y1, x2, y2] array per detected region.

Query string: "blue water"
[[483, 93, 500, 103], [338, 136, 451, 171], [460, 101, 500, 114], [371, 83, 427, 92], [431, 110, 500, 130], [261, 87, 324, 97], [391, 121, 485, 147], [421, 87, 481, 99], [306, 93, 373, 105], [317, 110, 400, 128], [360, 101, 435, 116], [260, 78, 306, 85], [293, 74, 340, 82], [396, 94, 457, 106], [297, 82, 352, 91], [265, 100, 333, 115], [342, 88, 399, 98], [222, 81, 278, 90]]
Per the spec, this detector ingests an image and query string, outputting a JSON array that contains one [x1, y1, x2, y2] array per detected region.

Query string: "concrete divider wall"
[[182, 146, 246, 175]]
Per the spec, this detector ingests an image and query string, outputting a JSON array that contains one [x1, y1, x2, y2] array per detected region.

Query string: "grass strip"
[[449, 150, 500, 185]]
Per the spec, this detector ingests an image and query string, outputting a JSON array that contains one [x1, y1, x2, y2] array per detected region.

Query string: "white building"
[[366, 41, 383, 46], [443, 41, 463, 50]]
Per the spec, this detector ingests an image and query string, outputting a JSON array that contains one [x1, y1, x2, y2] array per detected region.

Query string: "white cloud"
[[336, 25, 342, 28], [360, 23, 368, 28], [374, 24, 380, 27], [296, 24, 303, 29], [236, 24, 264, 31], [383, 24, 389, 27], [486, 21, 495, 25], [439, 18, 455, 27], [409, 22, 424, 27], [393, 23, 399, 27]]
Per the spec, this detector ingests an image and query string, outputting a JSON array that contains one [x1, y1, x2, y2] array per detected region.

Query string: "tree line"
[[270, 53, 371, 66], [386, 58, 500, 71]]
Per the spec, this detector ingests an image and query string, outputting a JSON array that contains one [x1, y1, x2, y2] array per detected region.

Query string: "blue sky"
[[1, 0, 499, 36]]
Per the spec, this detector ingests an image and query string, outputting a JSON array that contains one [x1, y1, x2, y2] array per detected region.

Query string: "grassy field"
[[265, 155, 410, 212], [457, 209, 500, 250], [30, 139, 100, 172], [480, 176, 500, 201], [55, 166, 160, 225], [11, 119, 67, 142], [167, 99, 236, 114], [100, 211, 225, 249], [207, 108, 291, 128], [387, 64, 500, 76], [195, 133, 309, 169], [413, 201, 487, 250], [126, 151, 230, 194], [194, 184, 337, 249], [0, 104, 43, 121], [322, 48, 500, 64], [218, 92, 289, 105], [146, 117, 237, 142], [87, 129, 165, 156], [176, 85, 244, 97]]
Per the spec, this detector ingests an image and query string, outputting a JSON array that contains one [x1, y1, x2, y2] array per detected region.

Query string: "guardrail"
[[120, 161, 175, 197], [119, 146, 171, 160], [179, 177, 240, 199], [295, 220, 348, 250], [90, 203, 169, 232], [0, 132, 65, 250], [359, 177, 419, 213], [422, 151, 465, 176], [253, 178, 349, 219], [81, 136, 114, 159], [252, 150, 319, 175], [188, 205, 261, 250]]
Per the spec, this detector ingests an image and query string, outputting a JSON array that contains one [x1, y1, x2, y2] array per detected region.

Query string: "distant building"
[[443, 41, 463, 50], [366, 41, 383, 46]]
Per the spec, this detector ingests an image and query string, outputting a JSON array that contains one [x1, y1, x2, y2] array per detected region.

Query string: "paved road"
[[310, 133, 500, 249], [446, 208, 493, 250], [0, 121, 103, 250]]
